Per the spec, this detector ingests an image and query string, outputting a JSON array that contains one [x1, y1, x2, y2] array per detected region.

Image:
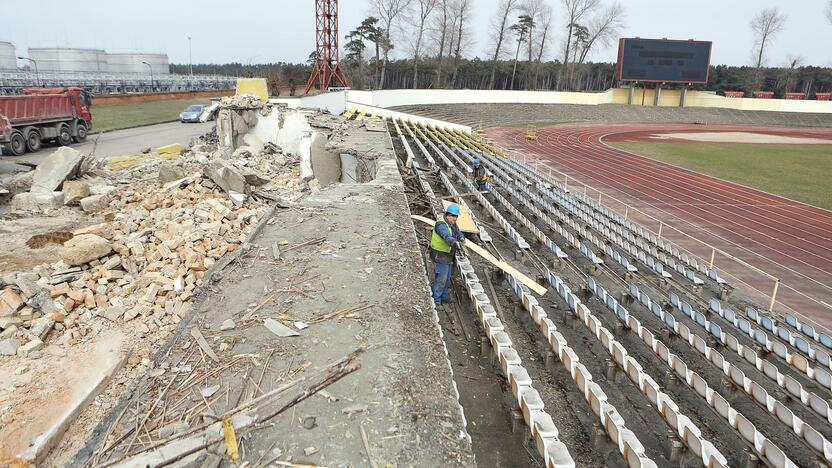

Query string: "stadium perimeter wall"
[[274, 88, 832, 116]]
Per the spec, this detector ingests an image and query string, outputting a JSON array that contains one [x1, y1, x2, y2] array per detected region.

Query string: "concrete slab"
[[0, 330, 128, 464]]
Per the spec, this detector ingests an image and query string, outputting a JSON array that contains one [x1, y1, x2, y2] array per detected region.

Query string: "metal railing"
[[0, 70, 237, 95], [483, 138, 832, 336]]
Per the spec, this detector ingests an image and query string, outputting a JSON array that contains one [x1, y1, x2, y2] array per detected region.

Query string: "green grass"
[[92, 98, 209, 133], [608, 142, 832, 210]]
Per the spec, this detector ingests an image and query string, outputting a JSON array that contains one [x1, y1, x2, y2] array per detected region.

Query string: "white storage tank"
[[0, 41, 17, 70], [107, 53, 169, 75], [28, 47, 108, 72]]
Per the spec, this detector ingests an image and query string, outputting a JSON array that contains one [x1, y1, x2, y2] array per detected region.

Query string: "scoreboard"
[[616, 38, 712, 84]]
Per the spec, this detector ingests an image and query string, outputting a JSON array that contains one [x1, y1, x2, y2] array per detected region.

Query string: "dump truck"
[[0, 87, 92, 155]]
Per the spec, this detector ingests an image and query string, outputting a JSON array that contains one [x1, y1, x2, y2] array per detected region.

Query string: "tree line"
[[170, 0, 832, 97], [171, 60, 832, 97]]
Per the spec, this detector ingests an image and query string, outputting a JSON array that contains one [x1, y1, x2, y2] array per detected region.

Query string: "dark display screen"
[[617, 38, 712, 83]]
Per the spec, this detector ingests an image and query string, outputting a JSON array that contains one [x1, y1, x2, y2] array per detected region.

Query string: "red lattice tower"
[[305, 0, 349, 93]]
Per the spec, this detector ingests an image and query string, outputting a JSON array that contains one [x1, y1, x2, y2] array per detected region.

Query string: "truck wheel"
[[25, 129, 42, 152], [57, 125, 73, 146], [73, 123, 88, 142], [8, 131, 26, 155]]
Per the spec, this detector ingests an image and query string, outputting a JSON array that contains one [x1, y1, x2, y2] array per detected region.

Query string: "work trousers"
[[431, 262, 452, 305]]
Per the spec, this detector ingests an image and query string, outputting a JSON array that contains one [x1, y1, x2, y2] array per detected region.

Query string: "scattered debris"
[[263, 318, 300, 337], [26, 231, 74, 249]]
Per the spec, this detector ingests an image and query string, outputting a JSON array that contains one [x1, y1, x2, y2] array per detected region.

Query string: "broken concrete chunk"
[[263, 318, 299, 337], [341, 403, 368, 415], [62, 180, 90, 205], [30, 146, 84, 193], [29, 316, 55, 340], [158, 163, 186, 184], [203, 160, 251, 195], [228, 192, 247, 206], [0, 338, 20, 356], [158, 422, 190, 439], [80, 194, 110, 213], [88, 184, 117, 196], [7, 171, 33, 195], [239, 169, 270, 187], [12, 192, 64, 211], [219, 319, 236, 331], [15, 276, 42, 299], [61, 234, 112, 266], [101, 306, 124, 321], [201, 384, 221, 398], [17, 338, 43, 357]]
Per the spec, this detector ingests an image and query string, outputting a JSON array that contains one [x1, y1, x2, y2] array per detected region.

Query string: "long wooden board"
[[411, 215, 548, 296], [441, 200, 478, 234]]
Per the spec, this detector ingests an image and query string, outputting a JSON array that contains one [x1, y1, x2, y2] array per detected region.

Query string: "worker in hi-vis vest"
[[471, 159, 488, 192], [430, 204, 465, 306]]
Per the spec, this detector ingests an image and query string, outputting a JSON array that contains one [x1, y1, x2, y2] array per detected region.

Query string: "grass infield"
[[607, 141, 832, 210], [92, 98, 209, 133]]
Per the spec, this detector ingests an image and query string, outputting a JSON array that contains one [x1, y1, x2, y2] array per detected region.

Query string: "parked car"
[[179, 104, 205, 123]]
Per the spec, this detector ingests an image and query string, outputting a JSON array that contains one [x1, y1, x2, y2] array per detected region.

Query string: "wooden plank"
[[441, 200, 478, 234], [411, 215, 547, 296], [190, 327, 220, 362]]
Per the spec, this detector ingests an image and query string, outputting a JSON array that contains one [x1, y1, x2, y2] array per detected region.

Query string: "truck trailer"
[[0, 87, 92, 155]]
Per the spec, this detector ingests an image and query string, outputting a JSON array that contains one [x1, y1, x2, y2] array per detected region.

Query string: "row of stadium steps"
[[388, 103, 832, 129], [346, 107, 832, 467]]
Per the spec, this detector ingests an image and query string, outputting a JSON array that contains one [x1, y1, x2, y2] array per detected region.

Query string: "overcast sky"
[[6, 0, 832, 68]]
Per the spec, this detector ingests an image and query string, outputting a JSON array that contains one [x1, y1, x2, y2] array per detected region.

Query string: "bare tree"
[[371, 0, 413, 89], [559, 0, 601, 89], [749, 7, 787, 90], [576, 1, 625, 64], [777, 55, 803, 95], [534, 4, 553, 63], [487, 0, 520, 89], [406, 0, 439, 89], [449, 0, 473, 87], [750, 7, 787, 69], [432, 0, 454, 87]]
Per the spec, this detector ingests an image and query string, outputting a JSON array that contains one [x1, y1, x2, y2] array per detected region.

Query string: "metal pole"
[[188, 36, 193, 77], [768, 279, 781, 312], [142, 61, 154, 92], [708, 248, 716, 269], [624, 206, 629, 220], [658, 222, 664, 239], [17, 57, 39, 86]]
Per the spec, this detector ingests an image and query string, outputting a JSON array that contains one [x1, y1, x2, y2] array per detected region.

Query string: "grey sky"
[[6, 0, 832, 68]]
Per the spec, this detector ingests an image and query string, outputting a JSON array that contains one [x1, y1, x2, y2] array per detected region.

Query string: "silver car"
[[179, 104, 204, 123]]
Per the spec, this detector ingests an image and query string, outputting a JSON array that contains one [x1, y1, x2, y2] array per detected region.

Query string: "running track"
[[486, 123, 832, 330]]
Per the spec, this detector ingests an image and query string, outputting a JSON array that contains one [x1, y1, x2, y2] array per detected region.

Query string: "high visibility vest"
[[430, 216, 454, 253]]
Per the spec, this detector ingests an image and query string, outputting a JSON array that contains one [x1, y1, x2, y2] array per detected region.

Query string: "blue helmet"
[[446, 204, 461, 216], [472, 159, 481, 166]]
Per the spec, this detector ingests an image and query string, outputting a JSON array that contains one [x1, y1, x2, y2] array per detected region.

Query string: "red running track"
[[486, 123, 832, 329]]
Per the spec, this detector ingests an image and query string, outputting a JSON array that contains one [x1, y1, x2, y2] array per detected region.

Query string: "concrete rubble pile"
[[0, 115, 310, 360]]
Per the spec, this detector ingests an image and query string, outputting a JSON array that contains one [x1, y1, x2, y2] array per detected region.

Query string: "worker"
[[430, 204, 465, 306], [471, 159, 488, 192]]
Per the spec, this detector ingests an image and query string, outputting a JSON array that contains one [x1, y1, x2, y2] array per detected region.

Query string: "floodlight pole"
[[142, 61, 154, 92], [17, 56, 39, 87]]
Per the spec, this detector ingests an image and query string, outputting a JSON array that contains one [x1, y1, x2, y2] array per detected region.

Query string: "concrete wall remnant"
[[309, 133, 341, 187]]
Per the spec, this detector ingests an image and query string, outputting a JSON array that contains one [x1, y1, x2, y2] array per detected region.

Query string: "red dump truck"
[[0, 87, 93, 156]]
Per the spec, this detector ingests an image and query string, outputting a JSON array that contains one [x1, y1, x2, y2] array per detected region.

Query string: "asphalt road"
[[0, 121, 213, 175]]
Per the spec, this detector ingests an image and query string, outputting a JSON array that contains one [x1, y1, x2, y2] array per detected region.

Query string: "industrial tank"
[[0, 41, 17, 70], [28, 47, 108, 72], [107, 53, 169, 75]]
